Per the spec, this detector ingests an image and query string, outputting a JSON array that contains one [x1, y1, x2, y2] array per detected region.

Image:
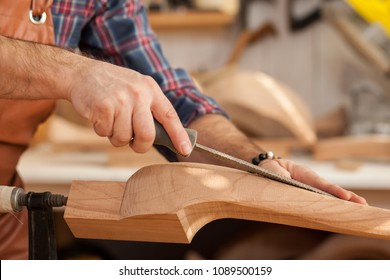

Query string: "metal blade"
[[194, 143, 334, 197]]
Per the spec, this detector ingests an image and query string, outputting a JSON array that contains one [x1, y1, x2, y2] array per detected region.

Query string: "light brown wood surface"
[[33, 115, 109, 150], [201, 70, 317, 145], [313, 135, 390, 161], [314, 106, 348, 138], [148, 11, 235, 30], [64, 162, 390, 243]]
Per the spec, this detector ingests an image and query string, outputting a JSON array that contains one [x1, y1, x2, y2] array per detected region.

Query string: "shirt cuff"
[[154, 87, 229, 162]]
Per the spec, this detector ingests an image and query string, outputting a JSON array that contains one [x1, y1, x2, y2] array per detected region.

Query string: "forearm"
[[181, 114, 265, 166], [0, 35, 86, 100]]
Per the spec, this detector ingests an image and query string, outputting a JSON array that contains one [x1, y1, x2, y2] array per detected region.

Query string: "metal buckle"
[[29, 10, 47, 25]]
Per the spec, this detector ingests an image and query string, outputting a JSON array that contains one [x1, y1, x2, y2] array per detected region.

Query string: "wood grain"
[[64, 162, 390, 243]]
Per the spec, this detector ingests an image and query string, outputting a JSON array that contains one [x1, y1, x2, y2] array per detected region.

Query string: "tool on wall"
[[287, 0, 322, 32]]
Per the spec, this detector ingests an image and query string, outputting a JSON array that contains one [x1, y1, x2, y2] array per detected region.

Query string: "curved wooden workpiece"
[[64, 163, 390, 243], [201, 70, 317, 145]]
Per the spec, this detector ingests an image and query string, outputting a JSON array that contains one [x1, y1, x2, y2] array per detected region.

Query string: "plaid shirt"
[[51, 0, 227, 160]]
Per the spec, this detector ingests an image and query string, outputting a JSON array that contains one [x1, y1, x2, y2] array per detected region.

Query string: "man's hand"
[[0, 36, 192, 156], [183, 114, 368, 205], [67, 59, 192, 156], [259, 159, 367, 204]]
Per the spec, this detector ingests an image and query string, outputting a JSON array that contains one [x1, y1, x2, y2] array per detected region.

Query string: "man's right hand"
[[67, 58, 192, 156]]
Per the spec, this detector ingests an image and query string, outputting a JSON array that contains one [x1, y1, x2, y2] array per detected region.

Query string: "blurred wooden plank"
[[149, 11, 235, 30], [107, 146, 167, 167], [313, 135, 390, 161], [33, 115, 109, 151]]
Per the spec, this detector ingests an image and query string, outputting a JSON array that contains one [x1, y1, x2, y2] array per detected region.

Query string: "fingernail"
[[180, 141, 193, 156]]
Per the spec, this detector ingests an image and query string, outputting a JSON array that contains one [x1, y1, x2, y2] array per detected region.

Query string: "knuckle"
[[144, 75, 157, 87], [114, 92, 128, 106], [110, 129, 132, 147], [109, 138, 124, 147], [93, 100, 113, 116], [131, 128, 154, 153], [129, 87, 143, 103], [130, 142, 149, 154], [136, 129, 155, 143], [116, 135, 131, 145], [164, 107, 179, 121], [94, 123, 110, 137]]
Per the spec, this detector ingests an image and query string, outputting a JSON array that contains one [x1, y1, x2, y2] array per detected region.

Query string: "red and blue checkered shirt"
[[51, 0, 227, 160]]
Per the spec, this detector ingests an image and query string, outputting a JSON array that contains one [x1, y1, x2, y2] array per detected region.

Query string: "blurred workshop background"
[[19, 0, 390, 260]]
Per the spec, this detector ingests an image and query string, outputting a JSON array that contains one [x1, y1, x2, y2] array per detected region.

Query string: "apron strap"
[[31, 0, 53, 17]]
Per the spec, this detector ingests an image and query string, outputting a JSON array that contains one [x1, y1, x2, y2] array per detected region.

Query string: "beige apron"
[[0, 0, 56, 259]]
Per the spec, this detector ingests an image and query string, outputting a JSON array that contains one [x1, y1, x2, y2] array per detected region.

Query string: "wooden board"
[[149, 11, 235, 30], [107, 146, 168, 167], [64, 162, 390, 243], [313, 135, 390, 161], [33, 115, 110, 150]]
